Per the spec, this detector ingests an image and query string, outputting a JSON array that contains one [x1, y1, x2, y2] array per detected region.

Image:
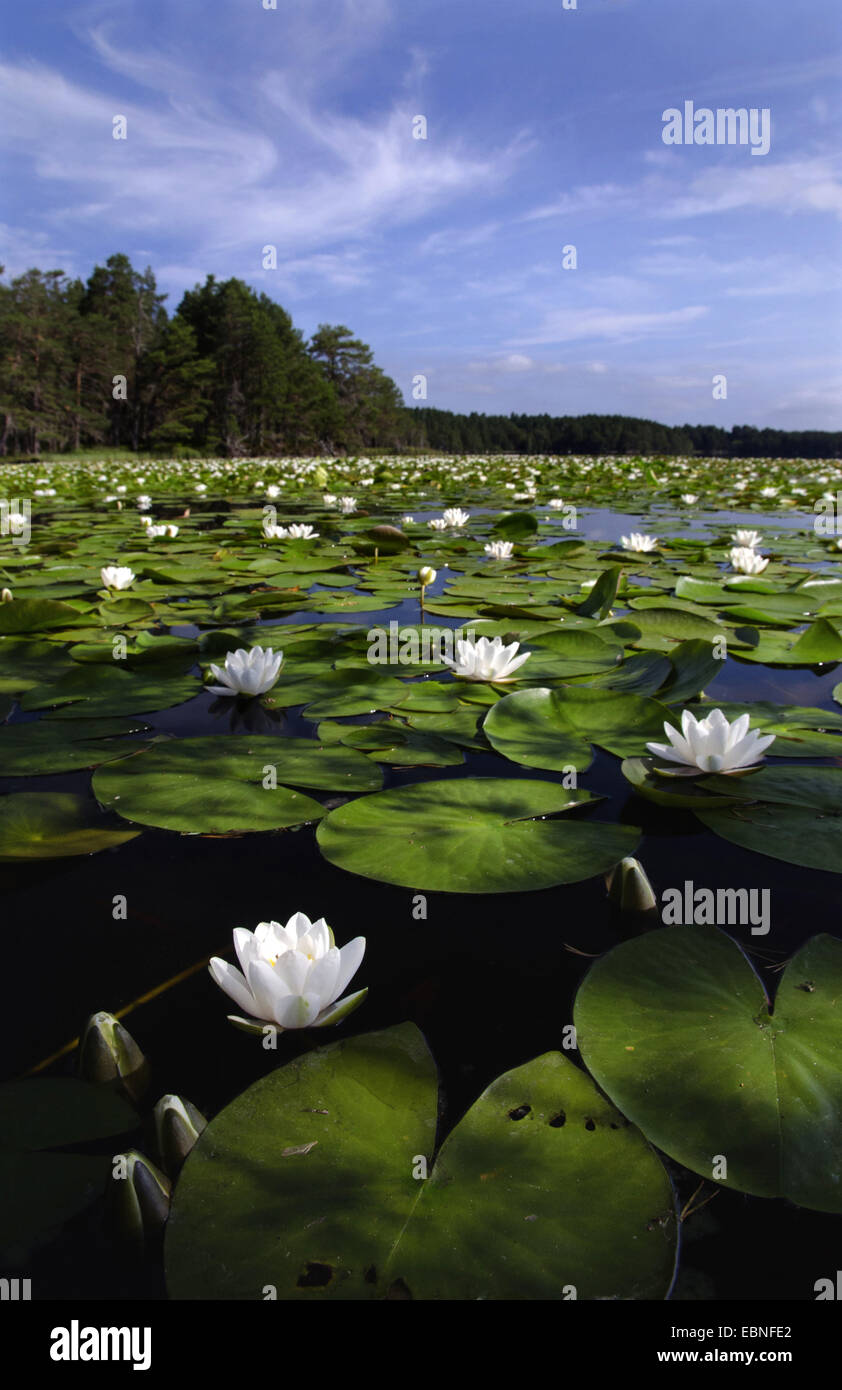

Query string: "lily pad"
[[575, 928, 842, 1211], [0, 792, 141, 860], [166, 1024, 675, 1300], [697, 800, 842, 873], [483, 688, 594, 772], [93, 737, 332, 833], [20, 665, 201, 717], [0, 717, 149, 775], [316, 777, 639, 892], [621, 757, 744, 809]]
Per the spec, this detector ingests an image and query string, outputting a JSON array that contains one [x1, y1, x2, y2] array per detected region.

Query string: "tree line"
[[0, 255, 404, 457], [1, 255, 838, 459], [409, 409, 842, 460]]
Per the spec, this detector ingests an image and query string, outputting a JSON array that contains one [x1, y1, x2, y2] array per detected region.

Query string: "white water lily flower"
[[323, 493, 337, 505], [101, 565, 135, 590], [443, 507, 470, 527], [548, 498, 565, 509], [146, 524, 168, 538], [729, 546, 769, 575], [428, 518, 447, 531], [760, 487, 779, 498], [732, 529, 762, 548], [137, 495, 152, 510], [209, 913, 366, 1030], [265, 522, 319, 540], [621, 533, 658, 553], [401, 515, 414, 524], [206, 645, 283, 697], [442, 635, 531, 682], [681, 494, 699, 504], [338, 496, 357, 513], [647, 708, 775, 775], [484, 540, 514, 559], [165, 524, 179, 538]]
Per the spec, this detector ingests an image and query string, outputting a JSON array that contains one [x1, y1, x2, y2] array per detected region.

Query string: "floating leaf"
[[93, 737, 331, 833], [317, 777, 639, 892], [166, 1024, 675, 1300], [483, 688, 593, 771], [0, 717, 149, 775], [0, 792, 141, 859], [575, 928, 842, 1211]]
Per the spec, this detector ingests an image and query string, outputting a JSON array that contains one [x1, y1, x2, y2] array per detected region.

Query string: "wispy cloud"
[[510, 305, 709, 348], [0, 17, 526, 266], [524, 156, 842, 225]]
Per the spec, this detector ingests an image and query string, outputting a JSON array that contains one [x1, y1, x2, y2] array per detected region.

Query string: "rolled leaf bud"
[[153, 1094, 207, 1176], [605, 857, 657, 913], [78, 1011, 150, 1105], [107, 1150, 171, 1255]]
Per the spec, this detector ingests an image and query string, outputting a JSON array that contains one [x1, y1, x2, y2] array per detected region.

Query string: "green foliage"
[[575, 928, 842, 1211], [0, 259, 405, 457], [166, 1024, 676, 1301]]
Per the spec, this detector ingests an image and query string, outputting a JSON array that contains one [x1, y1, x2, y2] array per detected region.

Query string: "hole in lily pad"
[[296, 1261, 333, 1288], [548, 1111, 566, 1128], [364, 1265, 377, 1285], [508, 1104, 531, 1121], [386, 1278, 413, 1300], [584, 1118, 596, 1132]]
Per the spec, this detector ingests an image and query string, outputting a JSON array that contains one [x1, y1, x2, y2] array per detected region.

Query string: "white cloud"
[[511, 305, 709, 347], [466, 353, 537, 374], [523, 157, 842, 226], [0, 30, 526, 269]]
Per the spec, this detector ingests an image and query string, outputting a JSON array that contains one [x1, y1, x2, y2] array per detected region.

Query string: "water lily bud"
[[0, 588, 12, 602], [313, 465, 328, 488], [418, 566, 436, 586], [106, 1150, 171, 1255], [78, 1011, 150, 1104], [605, 857, 657, 913], [153, 1094, 207, 1176]]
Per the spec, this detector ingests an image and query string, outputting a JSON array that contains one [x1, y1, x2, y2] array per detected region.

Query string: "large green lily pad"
[[166, 1024, 675, 1300], [485, 686, 672, 765], [482, 688, 594, 771], [316, 777, 639, 892], [575, 928, 842, 1210], [0, 717, 149, 775], [697, 800, 842, 872], [93, 737, 334, 833]]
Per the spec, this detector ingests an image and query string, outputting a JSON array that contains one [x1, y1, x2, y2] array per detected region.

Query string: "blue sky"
[[2, 0, 841, 430]]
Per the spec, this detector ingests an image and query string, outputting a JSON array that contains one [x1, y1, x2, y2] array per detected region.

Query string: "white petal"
[[246, 959, 288, 1019], [272, 993, 323, 1028], [333, 936, 366, 998], [272, 950, 312, 996], [308, 948, 341, 1008], [208, 958, 256, 1015]]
